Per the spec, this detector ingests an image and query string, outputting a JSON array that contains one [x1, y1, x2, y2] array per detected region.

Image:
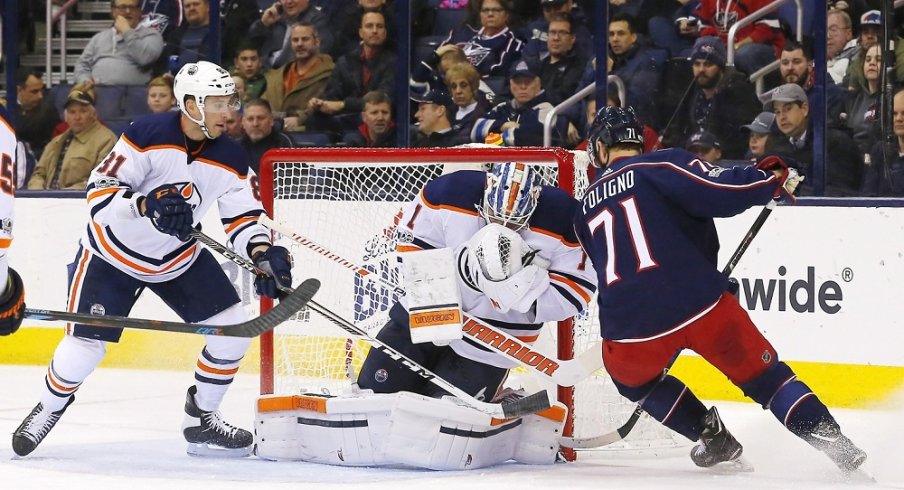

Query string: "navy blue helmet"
[[587, 106, 644, 167]]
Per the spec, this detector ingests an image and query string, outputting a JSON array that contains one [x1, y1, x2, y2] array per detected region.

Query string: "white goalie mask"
[[173, 61, 240, 139], [479, 162, 541, 231]]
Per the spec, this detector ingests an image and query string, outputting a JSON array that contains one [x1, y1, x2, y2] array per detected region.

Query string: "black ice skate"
[[181, 386, 253, 457], [690, 406, 753, 472], [12, 396, 75, 457], [803, 420, 867, 473]]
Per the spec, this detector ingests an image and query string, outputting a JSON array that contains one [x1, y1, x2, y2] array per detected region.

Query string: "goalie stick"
[[191, 229, 551, 419], [560, 199, 780, 449], [23, 278, 321, 337], [257, 214, 602, 387]]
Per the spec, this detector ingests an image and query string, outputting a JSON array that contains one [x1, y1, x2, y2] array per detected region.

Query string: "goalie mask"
[[479, 162, 541, 231], [173, 61, 240, 139]]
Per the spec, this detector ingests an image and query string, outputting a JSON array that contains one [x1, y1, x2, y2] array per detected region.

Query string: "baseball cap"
[[760, 83, 808, 111], [509, 60, 538, 79], [65, 89, 95, 108], [860, 10, 881, 26], [742, 112, 776, 134], [411, 90, 453, 107], [689, 37, 727, 68], [686, 130, 721, 150]]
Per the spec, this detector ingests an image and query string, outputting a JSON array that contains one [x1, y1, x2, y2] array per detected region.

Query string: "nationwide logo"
[[735, 266, 844, 314]]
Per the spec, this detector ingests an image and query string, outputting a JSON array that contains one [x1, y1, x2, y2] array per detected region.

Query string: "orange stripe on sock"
[[196, 360, 239, 376], [46, 368, 78, 393]]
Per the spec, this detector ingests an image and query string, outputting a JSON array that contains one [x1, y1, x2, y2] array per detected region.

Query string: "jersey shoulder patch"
[[422, 170, 484, 213]]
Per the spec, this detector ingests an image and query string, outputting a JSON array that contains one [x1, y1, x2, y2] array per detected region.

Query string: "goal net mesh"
[[259, 148, 686, 457]]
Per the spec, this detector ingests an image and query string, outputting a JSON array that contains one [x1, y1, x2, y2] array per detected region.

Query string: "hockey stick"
[[258, 214, 602, 387], [191, 229, 551, 419], [560, 199, 779, 449], [23, 278, 320, 337]]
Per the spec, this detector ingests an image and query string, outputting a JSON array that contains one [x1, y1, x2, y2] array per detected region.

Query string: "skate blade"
[[707, 456, 755, 474], [186, 442, 252, 458]]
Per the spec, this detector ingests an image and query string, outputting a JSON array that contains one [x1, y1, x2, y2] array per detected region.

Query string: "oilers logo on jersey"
[[172, 182, 202, 211]]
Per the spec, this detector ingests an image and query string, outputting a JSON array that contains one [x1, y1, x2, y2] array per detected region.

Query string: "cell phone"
[[274, 2, 284, 14], [687, 18, 699, 26]]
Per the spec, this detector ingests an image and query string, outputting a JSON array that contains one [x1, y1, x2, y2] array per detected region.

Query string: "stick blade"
[[559, 405, 643, 448], [239, 278, 321, 337], [501, 389, 551, 418]]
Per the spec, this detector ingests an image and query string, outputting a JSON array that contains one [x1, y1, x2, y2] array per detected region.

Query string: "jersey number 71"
[[587, 196, 658, 285]]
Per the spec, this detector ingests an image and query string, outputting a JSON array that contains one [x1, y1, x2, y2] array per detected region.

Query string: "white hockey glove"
[[469, 223, 527, 281], [783, 167, 804, 195], [480, 264, 549, 313]]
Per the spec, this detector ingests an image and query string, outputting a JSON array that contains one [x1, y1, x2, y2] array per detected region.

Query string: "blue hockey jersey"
[[573, 148, 781, 342]]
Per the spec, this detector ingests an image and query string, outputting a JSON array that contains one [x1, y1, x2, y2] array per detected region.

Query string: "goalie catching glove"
[[252, 245, 293, 299], [457, 223, 549, 314], [141, 184, 194, 241]]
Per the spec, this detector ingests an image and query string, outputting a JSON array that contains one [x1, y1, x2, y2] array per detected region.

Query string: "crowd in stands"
[[8, 0, 904, 197]]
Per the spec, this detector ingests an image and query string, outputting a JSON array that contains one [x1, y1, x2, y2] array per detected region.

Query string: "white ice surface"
[[1, 365, 901, 490]]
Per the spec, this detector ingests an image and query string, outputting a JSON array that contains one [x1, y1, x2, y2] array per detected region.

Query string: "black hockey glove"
[[727, 277, 740, 298], [252, 246, 293, 299], [0, 268, 26, 336], [143, 184, 194, 241]]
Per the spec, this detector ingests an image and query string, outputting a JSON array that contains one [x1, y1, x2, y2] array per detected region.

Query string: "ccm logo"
[[461, 319, 560, 376]]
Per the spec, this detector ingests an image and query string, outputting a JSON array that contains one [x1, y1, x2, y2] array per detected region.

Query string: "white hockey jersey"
[[0, 107, 16, 253], [82, 111, 269, 282], [394, 170, 597, 368]]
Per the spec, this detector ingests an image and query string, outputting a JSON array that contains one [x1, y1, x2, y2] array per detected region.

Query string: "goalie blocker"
[[255, 391, 567, 470]]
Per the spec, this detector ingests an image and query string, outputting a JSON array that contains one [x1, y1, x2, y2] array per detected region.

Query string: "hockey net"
[[258, 147, 686, 459]]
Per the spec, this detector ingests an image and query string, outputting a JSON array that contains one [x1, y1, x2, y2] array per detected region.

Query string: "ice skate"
[[12, 396, 75, 457], [181, 386, 253, 457], [690, 406, 753, 472], [804, 420, 867, 474]]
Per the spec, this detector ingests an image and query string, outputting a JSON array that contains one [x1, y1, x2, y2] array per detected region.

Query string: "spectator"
[[225, 109, 245, 141], [15, 69, 60, 160], [232, 44, 267, 103], [863, 88, 904, 196], [685, 130, 722, 163], [660, 37, 760, 160], [27, 88, 117, 190], [844, 44, 883, 163], [158, 0, 211, 75], [332, 0, 396, 59], [410, 44, 471, 100], [139, 0, 183, 40], [443, 62, 493, 145], [607, 13, 666, 127], [535, 13, 588, 107], [440, 0, 524, 78], [343, 91, 396, 147], [75, 0, 165, 85], [220, 0, 260, 64], [262, 22, 335, 132], [827, 9, 859, 85], [779, 39, 847, 128], [307, 11, 396, 136], [471, 60, 575, 147], [232, 75, 248, 103], [411, 91, 464, 148], [689, 0, 786, 75], [146, 75, 177, 113], [521, 0, 592, 68], [846, 10, 883, 90], [741, 111, 778, 161], [647, 0, 700, 59], [763, 83, 860, 196], [248, 0, 334, 70], [241, 99, 294, 174]]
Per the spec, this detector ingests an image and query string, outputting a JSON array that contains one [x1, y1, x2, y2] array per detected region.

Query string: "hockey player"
[[12, 61, 292, 458], [357, 161, 597, 401], [573, 106, 866, 472], [0, 106, 27, 337]]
